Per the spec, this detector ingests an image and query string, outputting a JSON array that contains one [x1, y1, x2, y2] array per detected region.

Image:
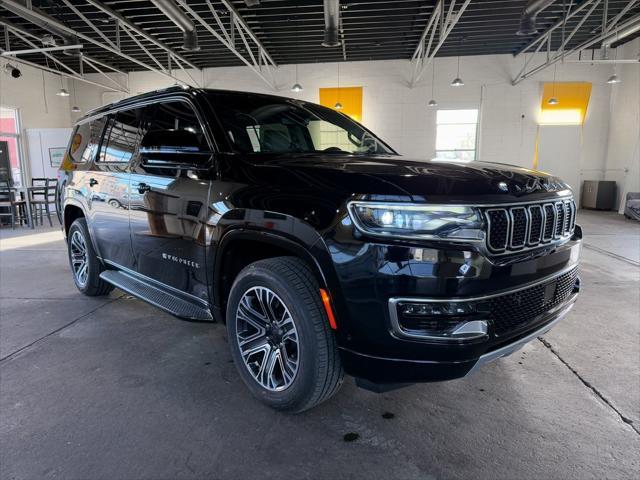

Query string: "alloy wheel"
[[235, 286, 299, 391], [70, 230, 89, 287]]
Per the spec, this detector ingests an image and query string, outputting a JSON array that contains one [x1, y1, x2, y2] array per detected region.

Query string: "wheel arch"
[[212, 228, 333, 323], [63, 202, 86, 237]]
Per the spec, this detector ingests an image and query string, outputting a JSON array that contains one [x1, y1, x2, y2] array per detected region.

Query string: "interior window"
[[435, 109, 478, 162], [100, 109, 144, 164]]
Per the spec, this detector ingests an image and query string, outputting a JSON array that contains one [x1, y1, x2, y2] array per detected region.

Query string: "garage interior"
[[1, 1, 639, 479]]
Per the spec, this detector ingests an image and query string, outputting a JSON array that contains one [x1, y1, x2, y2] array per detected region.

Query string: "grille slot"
[[528, 205, 543, 245], [483, 198, 576, 255], [488, 267, 578, 335], [486, 209, 509, 252], [555, 202, 565, 237], [543, 204, 555, 241], [510, 207, 527, 248]]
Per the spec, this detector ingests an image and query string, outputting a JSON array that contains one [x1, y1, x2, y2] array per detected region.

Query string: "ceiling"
[[1, 0, 638, 74]]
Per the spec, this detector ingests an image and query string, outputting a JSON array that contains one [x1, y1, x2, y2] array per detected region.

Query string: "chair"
[[30, 178, 58, 227], [0, 180, 27, 229]]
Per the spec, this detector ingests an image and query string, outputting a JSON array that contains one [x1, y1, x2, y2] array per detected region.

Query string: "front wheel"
[[226, 257, 343, 412], [67, 218, 114, 296]]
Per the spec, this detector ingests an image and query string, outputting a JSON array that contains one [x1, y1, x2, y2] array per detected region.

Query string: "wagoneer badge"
[[162, 253, 200, 269]]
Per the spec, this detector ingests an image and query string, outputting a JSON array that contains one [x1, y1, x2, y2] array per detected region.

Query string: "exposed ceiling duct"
[[516, 0, 556, 36], [0, 0, 76, 51], [321, 0, 341, 47], [600, 16, 640, 58], [149, 0, 199, 51]]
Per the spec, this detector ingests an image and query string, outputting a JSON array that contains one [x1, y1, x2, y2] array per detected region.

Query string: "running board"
[[100, 270, 213, 321]]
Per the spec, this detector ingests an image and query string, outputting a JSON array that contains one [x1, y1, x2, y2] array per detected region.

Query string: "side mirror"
[[140, 129, 212, 167]]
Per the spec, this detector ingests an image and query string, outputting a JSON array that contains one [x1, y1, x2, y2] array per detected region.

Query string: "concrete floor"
[[0, 210, 638, 480]]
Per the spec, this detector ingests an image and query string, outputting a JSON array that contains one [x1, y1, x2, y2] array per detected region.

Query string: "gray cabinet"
[[582, 180, 616, 210]]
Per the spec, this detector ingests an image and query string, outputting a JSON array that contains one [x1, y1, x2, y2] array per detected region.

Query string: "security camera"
[[4, 63, 22, 78]]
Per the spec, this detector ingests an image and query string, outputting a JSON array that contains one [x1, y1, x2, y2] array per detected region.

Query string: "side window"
[[99, 108, 144, 164], [68, 117, 107, 164], [144, 100, 207, 150]]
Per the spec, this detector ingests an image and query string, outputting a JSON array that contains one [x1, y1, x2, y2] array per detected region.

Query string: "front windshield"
[[206, 92, 395, 155]]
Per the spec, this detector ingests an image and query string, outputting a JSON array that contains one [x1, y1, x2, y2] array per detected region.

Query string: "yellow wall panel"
[[319, 87, 363, 122], [540, 82, 592, 125]]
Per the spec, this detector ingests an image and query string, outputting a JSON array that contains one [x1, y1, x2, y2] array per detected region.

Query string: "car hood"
[[238, 153, 572, 203]]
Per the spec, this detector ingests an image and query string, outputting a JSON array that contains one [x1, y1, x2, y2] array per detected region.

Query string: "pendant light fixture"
[[548, 63, 559, 105], [334, 62, 342, 110], [451, 54, 464, 87], [291, 64, 303, 92], [606, 73, 620, 84], [56, 76, 69, 96], [428, 60, 438, 107], [607, 47, 621, 85], [71, 79, 81, 113]]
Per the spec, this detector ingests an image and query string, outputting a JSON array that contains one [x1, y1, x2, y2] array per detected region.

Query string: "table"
[[7, 186, 46, 229]]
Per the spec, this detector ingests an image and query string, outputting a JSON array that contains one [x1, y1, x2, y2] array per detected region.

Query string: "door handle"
[[88, 178, 99, 187], [137, 183, 151, 194]]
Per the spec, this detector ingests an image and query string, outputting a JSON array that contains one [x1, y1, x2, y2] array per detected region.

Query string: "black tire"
[[67, 218, 114, 296], [226, 257, 344, 413]]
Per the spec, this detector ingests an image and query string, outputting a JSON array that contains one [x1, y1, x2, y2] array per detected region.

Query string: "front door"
[[86, 110, 142, 269], [128, 100, 211, 302]]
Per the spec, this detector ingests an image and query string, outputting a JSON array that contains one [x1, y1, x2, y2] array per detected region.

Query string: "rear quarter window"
[[60, 117, 107, 171]]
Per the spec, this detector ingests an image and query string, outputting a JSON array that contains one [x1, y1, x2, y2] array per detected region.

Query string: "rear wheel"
[[226, 257, 343, 412], [67, 218, 113, 296]]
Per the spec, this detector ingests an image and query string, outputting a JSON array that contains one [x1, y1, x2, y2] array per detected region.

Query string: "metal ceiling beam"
[[0, 17, 127, 76], [0, 0, 196, 86], [512, 11, 640, 84], [515, 0, 638, 57], [176, 0, 276, 89], [0, 35, 127, 93], [1, 43, 82, 55], [84, 0, 199, 70], [409, 0, 472, 87]]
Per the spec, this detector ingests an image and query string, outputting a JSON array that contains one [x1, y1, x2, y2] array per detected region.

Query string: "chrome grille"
[[484, 198, 576, 255]]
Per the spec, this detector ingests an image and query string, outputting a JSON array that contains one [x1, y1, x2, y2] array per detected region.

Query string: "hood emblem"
[[498, 182, 509, 192]]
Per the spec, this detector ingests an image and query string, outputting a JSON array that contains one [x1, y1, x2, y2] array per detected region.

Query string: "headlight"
[[347, 202, 483, 241]]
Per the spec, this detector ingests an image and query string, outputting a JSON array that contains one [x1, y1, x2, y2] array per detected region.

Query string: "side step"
[[100, 270, 213, 321]]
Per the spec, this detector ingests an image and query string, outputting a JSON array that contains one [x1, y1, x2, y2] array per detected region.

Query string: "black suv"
[[58, 87, 581, 412]]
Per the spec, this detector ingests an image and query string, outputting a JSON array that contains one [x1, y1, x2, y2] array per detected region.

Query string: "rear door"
[[88, 107, 144, 269], [128, 99, 212, 302]]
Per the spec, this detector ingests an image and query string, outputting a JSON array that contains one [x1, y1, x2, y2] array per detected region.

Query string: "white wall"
[[0, 60, 75, 183], [77, 50, 620, 193], [603, 38, 640, 213], [7, 47, 638, 211]]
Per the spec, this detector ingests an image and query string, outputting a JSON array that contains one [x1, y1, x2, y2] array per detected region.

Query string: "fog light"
[[400, 302, 477, 316], [392, 300, 489, 341]]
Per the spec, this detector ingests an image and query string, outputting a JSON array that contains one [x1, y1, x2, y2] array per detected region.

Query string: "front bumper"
[[339, 291, 578, 384]]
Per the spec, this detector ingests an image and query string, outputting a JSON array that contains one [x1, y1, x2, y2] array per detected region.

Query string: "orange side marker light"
[[319, 288, 338, 330]]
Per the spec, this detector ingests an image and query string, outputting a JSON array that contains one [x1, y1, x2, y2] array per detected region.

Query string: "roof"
[[2, 1, 638, 73]]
